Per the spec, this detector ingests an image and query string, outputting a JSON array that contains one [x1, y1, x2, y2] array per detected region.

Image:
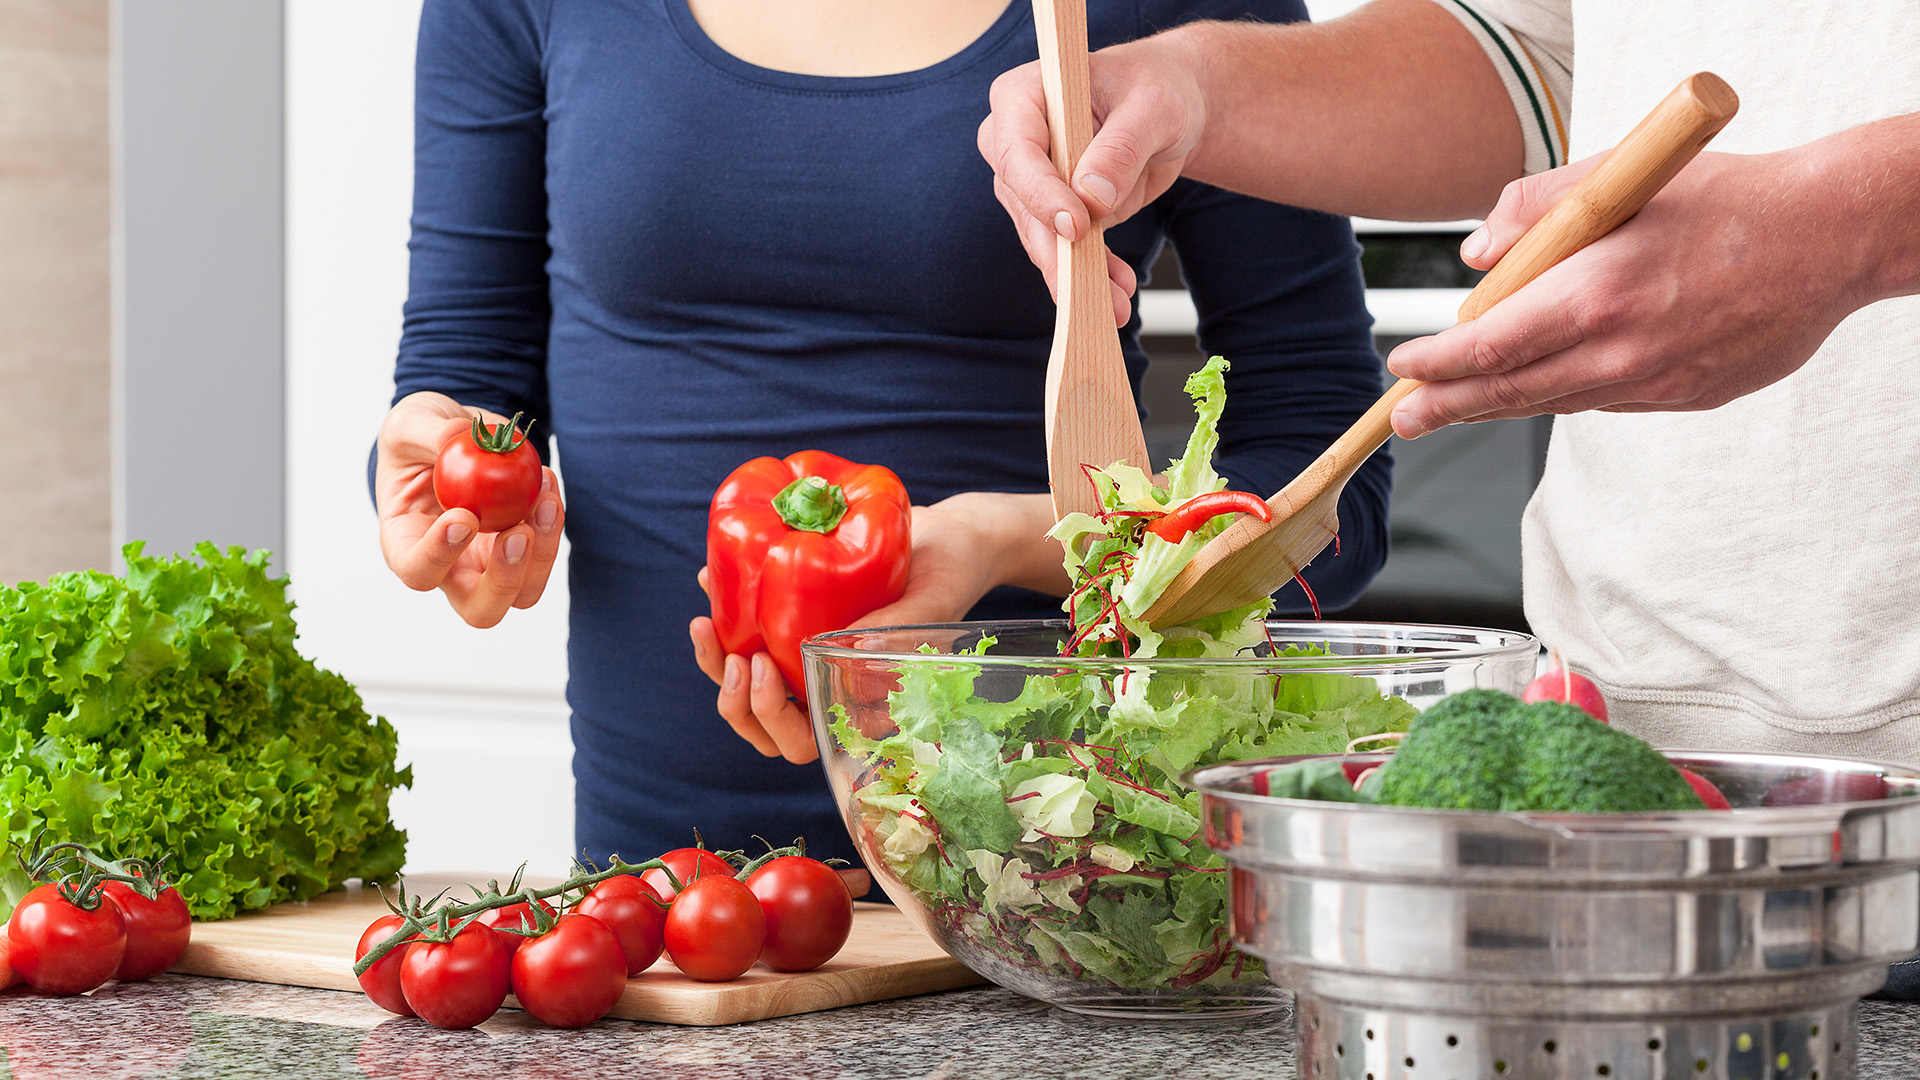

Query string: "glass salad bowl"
[[802, 619, 1539, 1019]]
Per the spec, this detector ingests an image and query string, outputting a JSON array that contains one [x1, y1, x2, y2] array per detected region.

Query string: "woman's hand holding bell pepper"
[[704, 451, 913, 697]]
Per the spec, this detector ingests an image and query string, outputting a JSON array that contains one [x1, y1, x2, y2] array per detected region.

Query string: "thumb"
[[1069, 79, 1197, 221], [1461, 153, 1601, 269]]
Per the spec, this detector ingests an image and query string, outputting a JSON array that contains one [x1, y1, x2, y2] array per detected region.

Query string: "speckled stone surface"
[[0, 976, 1913, 1079]]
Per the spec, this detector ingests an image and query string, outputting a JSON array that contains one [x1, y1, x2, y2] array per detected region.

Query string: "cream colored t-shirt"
[[1437, 0, 1920, 762]]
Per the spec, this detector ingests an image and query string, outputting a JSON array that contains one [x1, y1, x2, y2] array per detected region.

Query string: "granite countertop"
[[1, 976, 1916, 1079]]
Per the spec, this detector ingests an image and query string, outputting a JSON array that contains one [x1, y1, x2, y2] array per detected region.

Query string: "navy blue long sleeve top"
[[394, 0, 1391, 868]]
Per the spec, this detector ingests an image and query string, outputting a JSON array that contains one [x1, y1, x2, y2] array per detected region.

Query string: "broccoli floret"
[[1375, 688, 1705, 813]]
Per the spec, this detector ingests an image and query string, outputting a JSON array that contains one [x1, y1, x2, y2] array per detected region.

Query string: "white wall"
[[284, 0, 576, 877]]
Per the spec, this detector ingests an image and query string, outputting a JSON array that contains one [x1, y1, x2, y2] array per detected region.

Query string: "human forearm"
[[1815, 112, 1920, 307], [949, 491, 1073, 597], [1176, 0, 1522, 219]]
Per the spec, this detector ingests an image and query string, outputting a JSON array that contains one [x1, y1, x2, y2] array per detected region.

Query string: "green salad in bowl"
[[803, 360, 1538, 1017]]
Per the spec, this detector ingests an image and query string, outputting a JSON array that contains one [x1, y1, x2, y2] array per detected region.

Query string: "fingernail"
[[724, 658, 743, 692], [1461, 226, 1490, 261], [1052, 209, 1075, 239], [540, 471, 555, 493], [535, 500, 557, 531], [446, 523, 472, 545], [751, 654, 768, 688], [503, 533, 528, 564], [1392, 411, 1427, 440], [1081, 173, 1118, 212]]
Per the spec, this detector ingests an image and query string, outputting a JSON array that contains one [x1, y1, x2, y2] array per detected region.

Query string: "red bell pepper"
[[707, 451, 912, 694]]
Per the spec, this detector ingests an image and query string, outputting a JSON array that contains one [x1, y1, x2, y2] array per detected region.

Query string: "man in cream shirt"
[[979, 0, 1918, 760], [979, 0, 1920, 992]]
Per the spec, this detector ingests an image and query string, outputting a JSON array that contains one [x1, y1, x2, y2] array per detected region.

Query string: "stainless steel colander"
[[1191, 751, 1920, 1079]]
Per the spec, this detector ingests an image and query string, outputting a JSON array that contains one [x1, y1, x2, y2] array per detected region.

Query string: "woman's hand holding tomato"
[[509, 913, 628, 1027], [690, 490, 1067, 763], [377, 391, 566, 630]]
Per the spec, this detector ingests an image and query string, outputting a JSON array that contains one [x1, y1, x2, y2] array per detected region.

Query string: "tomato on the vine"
[[355, 914, 418, 1016], [745, 856, 852, 973], [400, 922, 512, 1030], [663, 875, 764, 982], [0, 929, 18, 990], [473, 898, 558, 954], [432, 413, 542, 533], [640, 847, 735, 900], [571, 875, 667, 975], [509, 913, 628, 1028], [6, 883, 127, 995], [99, 879, 192, 981]]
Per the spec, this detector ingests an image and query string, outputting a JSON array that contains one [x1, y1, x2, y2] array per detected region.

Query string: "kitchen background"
[[2, 0, 1543, 877]]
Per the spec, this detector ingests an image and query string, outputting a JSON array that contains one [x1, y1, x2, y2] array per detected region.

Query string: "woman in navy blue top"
[[374, 0, 1392, 870]]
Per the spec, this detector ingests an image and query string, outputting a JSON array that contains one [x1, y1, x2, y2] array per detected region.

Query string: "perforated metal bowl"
[[1190, 751, 1920, 1079]]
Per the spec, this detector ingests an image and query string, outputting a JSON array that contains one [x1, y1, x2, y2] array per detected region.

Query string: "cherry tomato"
[[640, 847, 736, 900], [0, 928, 17, 990], [432, 414, 542, 533], [98, 880, 192, 981], [400, 923, 512, 1029], [745, 856, 852, 972], [6, 883, 127, 995], [356, 914, 418, 1016], [473, 898, 558, 954], [571, 875, 667, 975], [664, 875, 764, 982], [509, 913, 627, 1028]]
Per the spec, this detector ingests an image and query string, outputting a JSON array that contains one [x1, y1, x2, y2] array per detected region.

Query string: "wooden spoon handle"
[[1338, 73, 1740, 459], [1032, 0, 1097, 175], [1034, 0, 1151, 519], [1457, 72, 1739, 321]]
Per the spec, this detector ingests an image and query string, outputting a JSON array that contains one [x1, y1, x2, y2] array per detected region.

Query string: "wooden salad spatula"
[[1033, 0, 1152, 520], [1142, 72, 1740, 628]]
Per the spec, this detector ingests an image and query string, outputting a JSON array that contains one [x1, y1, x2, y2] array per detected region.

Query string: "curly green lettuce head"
[[0, 542, 410, 920]]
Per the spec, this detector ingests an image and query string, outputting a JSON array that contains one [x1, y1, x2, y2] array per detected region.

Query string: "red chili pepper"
[[707, 451, 912, 693], [1144, 490, 1273, 543]]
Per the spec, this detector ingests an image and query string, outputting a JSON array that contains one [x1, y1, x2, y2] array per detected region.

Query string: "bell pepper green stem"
[[772, 476, 849, 534]]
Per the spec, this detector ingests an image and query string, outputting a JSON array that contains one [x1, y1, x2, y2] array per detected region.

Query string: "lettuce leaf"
[[0, 543, 410, 920]]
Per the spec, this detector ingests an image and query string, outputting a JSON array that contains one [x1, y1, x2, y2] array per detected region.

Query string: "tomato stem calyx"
[[14, 836, 176, 910], [469, 412, 534, 455]]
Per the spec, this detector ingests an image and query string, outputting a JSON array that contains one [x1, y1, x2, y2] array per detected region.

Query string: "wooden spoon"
[[1142, 72, 1740, 628], [1033, 0, 1152, 520]]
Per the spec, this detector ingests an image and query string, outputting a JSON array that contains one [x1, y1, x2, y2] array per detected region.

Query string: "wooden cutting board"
[[170, 874, 983, 1026]]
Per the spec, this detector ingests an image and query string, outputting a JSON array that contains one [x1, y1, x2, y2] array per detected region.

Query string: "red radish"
[[1522, 654, 1609, 722], [1678, 767, 1732, 810]]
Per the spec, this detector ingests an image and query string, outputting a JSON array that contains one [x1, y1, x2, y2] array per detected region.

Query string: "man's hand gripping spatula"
[[1142, 72, 1739, 628]]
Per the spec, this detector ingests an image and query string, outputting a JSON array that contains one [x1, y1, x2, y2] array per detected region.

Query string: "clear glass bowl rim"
[[802, 618, 1540, 673]]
